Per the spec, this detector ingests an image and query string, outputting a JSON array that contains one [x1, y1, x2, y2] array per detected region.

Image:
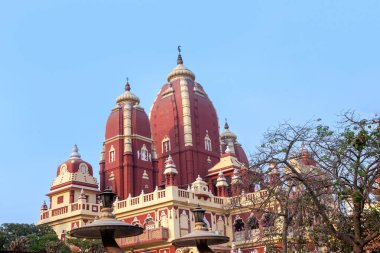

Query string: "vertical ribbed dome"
[[150, 53, 220, 187]]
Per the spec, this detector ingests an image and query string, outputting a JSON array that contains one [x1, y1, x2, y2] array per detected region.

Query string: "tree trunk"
[[282, 218, 288, 253], [353, 243, 364, 253]]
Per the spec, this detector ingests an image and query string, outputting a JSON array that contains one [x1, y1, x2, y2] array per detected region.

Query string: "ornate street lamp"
[[100, 188, 116, 209], [172, 204, 229, 253], [70, 188, 143, 253]]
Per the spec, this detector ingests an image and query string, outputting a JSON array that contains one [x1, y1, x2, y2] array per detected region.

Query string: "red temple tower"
[[150, 53, 221, 187], [99, 82, 157, 199]]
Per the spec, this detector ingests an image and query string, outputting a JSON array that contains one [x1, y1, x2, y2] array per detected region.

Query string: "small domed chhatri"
[[220, 121, 238, 140], [37, 145, 100, 238], [51, 144, 98, 191], [219, 121, 249, 166]]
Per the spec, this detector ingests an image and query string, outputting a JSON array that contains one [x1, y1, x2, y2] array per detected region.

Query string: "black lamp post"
[[193, 204, 205, 223], [100, 188, 116, 209], [192, 204, 209, 232], [70, 189, 143, 253]]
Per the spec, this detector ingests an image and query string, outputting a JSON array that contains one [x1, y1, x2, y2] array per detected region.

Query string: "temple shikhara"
[[36, 52, 315, 253]]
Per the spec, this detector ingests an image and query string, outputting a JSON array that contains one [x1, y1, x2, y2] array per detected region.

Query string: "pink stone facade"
[[37, 53, 322, 253]]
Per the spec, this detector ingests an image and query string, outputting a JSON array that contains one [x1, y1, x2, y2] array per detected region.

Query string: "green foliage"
[[27, 233, 59, 252], [44, 240, 70, 253], [352, 190, 363, 203], [0, 223, 68, 252], [66, 238, 104, 253], [316, 124, 333, 138], [353, 130, 369, 151], [0, 231, 7, 250]]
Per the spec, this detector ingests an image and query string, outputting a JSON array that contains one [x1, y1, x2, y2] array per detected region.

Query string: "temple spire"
[[70, 144, 81, 160], [177, 45, 183, 65], [125, 77, 131, 91], [224, 118, 229, 130]]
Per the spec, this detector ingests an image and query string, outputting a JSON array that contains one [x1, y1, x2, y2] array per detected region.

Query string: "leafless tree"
[[250, 112, 380, 253], [238, 163, 319, 253]]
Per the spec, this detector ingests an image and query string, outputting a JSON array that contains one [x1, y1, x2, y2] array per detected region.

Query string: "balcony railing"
[[117, 227, 169, 247], [39, 202, 100, 221], [114, 186, 226, 214]]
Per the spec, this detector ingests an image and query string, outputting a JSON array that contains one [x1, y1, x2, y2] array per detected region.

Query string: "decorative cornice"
[[104, 134, 153, 145], [167, 65, 195, 82], [48, 183, 99, 195]]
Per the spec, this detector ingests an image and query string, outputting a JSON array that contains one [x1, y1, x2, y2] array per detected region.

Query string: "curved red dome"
[[100, 82, 156, 199], [220, 122, 249, 166], [150, 54, 220, 186], [51, 145, 98, 191], [56, 159, 93, 176], [104, 82, 151, 142], [105, 107, 122, 140], [234, 143, 249, 166], [131, 104, 151, 137], [56, 145, 93, 176]]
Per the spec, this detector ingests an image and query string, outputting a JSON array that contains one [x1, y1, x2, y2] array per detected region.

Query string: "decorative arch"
[[162, 136, 171, 153], [180, 210, 189, 236], [144, 214, 155, 230], [60, 164, 67, 175], [204, 130, 212, 151], [131, 217, 141, 227], [109, 145, 115, 163], [141, 144, 149, 161], [216, 216, 225, 235], [160, 211, 168, 228], [233, 215, 245, 232], [79, 163, 88, 174]]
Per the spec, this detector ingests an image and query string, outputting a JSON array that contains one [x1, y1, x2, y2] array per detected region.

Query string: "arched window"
[[60, 164, 67, 175], [141, 144, 148, 161], [160, 211, 168, 228], [144, 215, 155, 230], [109, 145, 115, 163], [233, 216, 245, 232], [216, 216, 225, 235], [204, 130, 212, 151], [132, 217, 141, 227], [162, 136, 171, 153], [79, 163, 88, 174], [180, 210, 189, 236], [247, 213, 259, 229]]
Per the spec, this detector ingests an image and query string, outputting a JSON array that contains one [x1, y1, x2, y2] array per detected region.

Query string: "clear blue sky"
[[0, 1, 379, 224]]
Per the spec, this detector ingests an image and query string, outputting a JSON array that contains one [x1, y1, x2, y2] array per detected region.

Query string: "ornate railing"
[[114, 187, 226, 213], [117, 227, 169, 247], [39, 202, 100, 221]]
